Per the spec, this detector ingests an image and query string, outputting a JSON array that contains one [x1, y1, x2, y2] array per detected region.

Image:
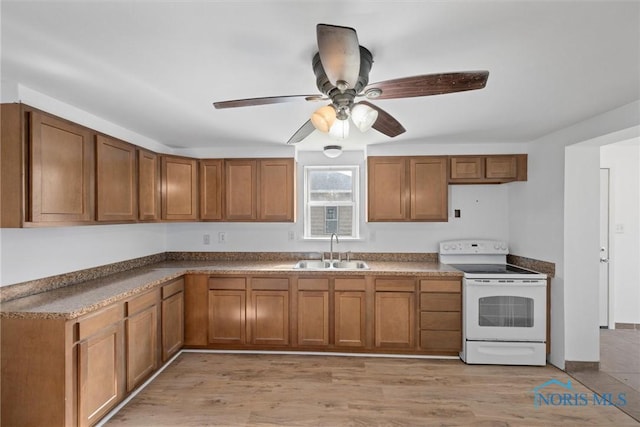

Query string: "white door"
[[599, 168, 610, 328]]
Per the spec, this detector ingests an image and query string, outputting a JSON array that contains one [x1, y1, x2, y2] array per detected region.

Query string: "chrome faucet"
[[330, 233, 339, 262]]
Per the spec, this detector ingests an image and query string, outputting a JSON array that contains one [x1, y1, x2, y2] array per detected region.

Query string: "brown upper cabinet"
[[258, 158, 295, 222], [137, 149, 161, 221], [1, 103, 96, 226], [161, 155, 198, 221], [199, 159, 224, 221], [368, 156, 448, 222], [449, 154, 527, 184], [225, 158, 295, 222], [96, 135, 137, 222]]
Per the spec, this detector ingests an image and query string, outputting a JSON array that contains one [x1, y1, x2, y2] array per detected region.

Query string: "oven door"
[[464, 278, 546, 342]]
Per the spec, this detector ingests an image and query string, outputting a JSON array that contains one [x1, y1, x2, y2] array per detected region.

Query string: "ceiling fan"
[[213, 24, 489, 144]]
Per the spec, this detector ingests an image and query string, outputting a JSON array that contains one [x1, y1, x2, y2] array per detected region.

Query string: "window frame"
[[303, 165, 360, 240]]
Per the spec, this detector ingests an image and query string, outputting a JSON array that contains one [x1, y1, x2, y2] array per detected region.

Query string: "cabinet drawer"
[[420, 279, 460, 293], [78, 303, 125, 340], [209, 277, 246, 290], [375, 278, 415, 292], [298, 278, 329, 291], [126, 289, 159, 316], [251, 277, 289, 291], [162, 278, 184, 299], [334, 278, 366, 291], [420, 312, 461, 331], [420, 293, 461, 311], [420, 330, 462, 351]]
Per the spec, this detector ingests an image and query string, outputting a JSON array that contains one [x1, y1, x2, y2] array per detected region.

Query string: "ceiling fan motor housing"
[[313, 46, 373, 111]]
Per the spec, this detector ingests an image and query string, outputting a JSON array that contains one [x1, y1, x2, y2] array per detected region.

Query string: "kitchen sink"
[[331, 261, 369, 269], [293, 260, 370, 270], [293, 260, 331, 270]]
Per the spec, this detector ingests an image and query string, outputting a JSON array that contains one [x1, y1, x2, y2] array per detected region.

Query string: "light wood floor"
[[103, 352, 638, 426]]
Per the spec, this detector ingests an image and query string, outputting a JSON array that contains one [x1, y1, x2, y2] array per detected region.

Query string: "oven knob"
[[443, 244, 450, 251]]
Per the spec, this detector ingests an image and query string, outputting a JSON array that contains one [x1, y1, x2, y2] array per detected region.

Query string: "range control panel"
[[439, 239, 508, 255]]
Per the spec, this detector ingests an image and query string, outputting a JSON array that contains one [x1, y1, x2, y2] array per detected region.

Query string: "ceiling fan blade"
[[317, 24, 360, 90], [363, 71, 489, 100], [359, 101, 406, 137], [287, 120, 315, 144], [213, 95, 322, 109]]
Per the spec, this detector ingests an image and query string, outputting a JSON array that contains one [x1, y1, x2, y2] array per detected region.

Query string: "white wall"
[[600, 141, 640, 324], [0, 87, 519, 286], [0, 224, 167, 286], [165, 149, 512, 254], [509, 100, 640, 368]]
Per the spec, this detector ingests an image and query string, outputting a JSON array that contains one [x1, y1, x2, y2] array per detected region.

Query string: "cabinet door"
[[450, 156, 483, 180], [225, 159, 257, 220], [259, 158, 294, 221], [96, 135, 137, 221], [367, 157, 407, 221], [138, 149, 160, 220], [250, 290, 289, 345], [162, 290, 184, 362], [126, 304, 159, 391], [485, 155, 517, 180], [199, 159, 224, 220], [161, 155, 198, 220], [30, 111, 94, 223], [208, 290, 246, 344], [297, 290, 329, 346], [410, 157, 448, 221], [374, 292, 415, 349], [334, 291, 366, 347], [78, 322, 125, 427]]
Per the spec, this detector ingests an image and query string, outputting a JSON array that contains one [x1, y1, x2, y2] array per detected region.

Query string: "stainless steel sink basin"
[[294, 260, 331, 270], [293, 260, 369, 270], [331, 261, 370, 270]]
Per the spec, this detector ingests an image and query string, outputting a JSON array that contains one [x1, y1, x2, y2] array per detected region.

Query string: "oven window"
[[478, 296, 534, 327]]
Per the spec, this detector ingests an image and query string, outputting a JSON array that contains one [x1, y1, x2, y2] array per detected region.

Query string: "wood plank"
[[104, 353, 639, 427]]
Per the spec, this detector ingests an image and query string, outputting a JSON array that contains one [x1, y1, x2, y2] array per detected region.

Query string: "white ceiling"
[[2, 1, 639, 153]]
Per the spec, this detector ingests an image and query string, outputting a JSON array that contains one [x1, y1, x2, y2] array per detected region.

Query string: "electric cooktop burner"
[[451, 264, 540, 275]]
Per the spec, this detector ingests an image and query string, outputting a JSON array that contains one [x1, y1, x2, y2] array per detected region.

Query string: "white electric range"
[[439, 239, 547, 366]]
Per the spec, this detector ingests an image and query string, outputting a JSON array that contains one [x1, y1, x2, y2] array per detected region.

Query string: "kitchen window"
[[304, 166, 359, 239]]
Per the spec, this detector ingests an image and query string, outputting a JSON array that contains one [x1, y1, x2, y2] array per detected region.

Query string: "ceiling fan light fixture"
[[323, 145, 342, 158], [351, 103, 378, 132], [311, 105, 337, 133], [329, 118, 349, 140]]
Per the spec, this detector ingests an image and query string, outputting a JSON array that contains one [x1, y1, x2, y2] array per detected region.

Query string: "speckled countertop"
[[0, 260, 462, 320]]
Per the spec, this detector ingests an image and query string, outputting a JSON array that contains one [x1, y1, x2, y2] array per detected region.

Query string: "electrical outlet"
[[218, 232, 226, 243], [288, 231, 295, 241], [203, 234, 210, 245]]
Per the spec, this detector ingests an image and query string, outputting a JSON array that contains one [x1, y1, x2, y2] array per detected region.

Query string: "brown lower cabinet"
[[125, 289, 160, 392], [78, 304, 126, 427], [161, 278, 185, 361], [0, 277, 184, 427], [1, 273, 461, 426], [194, 274, 459, 355]]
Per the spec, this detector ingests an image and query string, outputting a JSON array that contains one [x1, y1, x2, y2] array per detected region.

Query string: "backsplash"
[[1, 251, 553, 303]]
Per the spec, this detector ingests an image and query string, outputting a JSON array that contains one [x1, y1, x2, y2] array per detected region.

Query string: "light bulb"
[[329, 118, 349, 140], [310, 105, 336, 133], [351, 103, 378, 132]]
